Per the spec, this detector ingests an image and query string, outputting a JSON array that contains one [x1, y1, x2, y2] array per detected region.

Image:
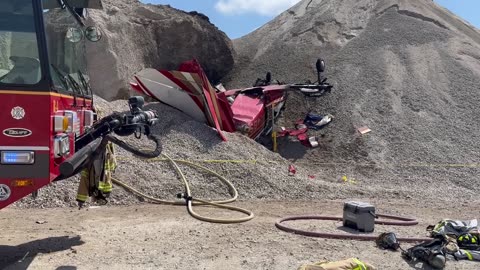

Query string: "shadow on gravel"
[[405, 260, 437, 270], [0, 236, 84, 270], [277, 139, 308, 161]]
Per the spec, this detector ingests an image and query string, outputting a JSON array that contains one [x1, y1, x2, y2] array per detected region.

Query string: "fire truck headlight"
[[1, 151, 35, 164], [54, 134, 70, 158]]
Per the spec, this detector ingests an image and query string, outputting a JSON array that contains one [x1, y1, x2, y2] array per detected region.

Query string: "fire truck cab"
[[0, 0, 103, 209]]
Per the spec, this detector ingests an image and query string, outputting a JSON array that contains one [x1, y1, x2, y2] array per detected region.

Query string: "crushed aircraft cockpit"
[[130, 59, 333, 142]]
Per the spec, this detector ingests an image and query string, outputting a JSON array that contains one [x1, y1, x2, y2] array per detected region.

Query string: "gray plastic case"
[[343, 201, 376, 232]]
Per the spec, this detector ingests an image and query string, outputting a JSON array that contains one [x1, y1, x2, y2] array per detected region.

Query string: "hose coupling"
[[176, 193, 193, 202]]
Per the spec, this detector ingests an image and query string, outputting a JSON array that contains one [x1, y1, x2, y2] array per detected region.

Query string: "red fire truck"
[[0, 0, 160, 210]]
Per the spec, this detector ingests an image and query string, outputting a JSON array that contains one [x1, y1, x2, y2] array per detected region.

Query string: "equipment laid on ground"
[[343, 201, 376, 232], [454, 249, 480, 261], [131, 59, 333, 142], [275, 202, 429, 242], [376, 232, 401, 251], [418, 218, 480, 265], [428, 219, 479, 238], [457, 233, 480, 250], [378, 218, 480, 268], [298, 258, 376, 270], [402, 237, 447, 269], [277, 205, 480, 268]]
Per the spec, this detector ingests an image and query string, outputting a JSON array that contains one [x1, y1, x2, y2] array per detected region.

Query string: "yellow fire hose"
[[111, 153, 254, 224]]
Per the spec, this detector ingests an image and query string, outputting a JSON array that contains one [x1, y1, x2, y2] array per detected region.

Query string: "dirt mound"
[[226, 0, 480, 200], [85, 0, 234, 100]]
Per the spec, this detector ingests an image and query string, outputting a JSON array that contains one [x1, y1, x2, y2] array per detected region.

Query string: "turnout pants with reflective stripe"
[[76, 142, 117, 203], [98, 142, 116, 194], [455, 250, 480, 261], [298, 258, 375, 270]]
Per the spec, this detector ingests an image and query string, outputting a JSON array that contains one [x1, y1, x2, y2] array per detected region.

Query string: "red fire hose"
[[275, 214, 432, 242]]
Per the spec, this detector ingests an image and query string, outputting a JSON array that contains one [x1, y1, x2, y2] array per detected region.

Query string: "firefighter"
[[76, 107, 117, 209]]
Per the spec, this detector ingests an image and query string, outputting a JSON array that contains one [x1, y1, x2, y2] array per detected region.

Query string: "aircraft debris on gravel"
[[130, 58, 333, 141]]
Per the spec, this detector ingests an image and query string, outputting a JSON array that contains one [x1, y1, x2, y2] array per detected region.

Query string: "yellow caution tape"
[[298, 161, 480, 169], [116, 156, 279, 165], [116, 155, 480, 169]]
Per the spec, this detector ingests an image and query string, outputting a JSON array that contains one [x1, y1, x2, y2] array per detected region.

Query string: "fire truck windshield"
[[43, 2, 89, 96], [0, 0, 42, 85]]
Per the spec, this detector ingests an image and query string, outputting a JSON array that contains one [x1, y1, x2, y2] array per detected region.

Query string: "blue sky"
[[142, 0, 480, 39]]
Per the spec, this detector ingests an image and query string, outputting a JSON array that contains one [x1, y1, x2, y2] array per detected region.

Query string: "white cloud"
[[215, 0, 301, 16]]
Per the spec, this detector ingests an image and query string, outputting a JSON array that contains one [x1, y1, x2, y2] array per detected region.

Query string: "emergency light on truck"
[[1, 151, 35, 165]]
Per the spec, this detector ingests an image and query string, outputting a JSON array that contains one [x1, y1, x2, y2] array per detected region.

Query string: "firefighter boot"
[[97, 142, 116, 199], [76, 169, 90, 209]]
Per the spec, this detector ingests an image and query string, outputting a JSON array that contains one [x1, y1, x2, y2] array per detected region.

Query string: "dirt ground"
[[1, 200, 478, 270]]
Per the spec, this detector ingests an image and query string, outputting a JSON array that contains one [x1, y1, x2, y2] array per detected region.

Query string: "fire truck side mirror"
[[66, 27, 83, 43], [85, 26, 103, 42]]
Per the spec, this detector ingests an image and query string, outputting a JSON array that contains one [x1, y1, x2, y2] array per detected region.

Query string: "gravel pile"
[[13, 97, 352, 209], [226, 0, 480, 201], [85, 0, 234, 100], [17, 94, 458, 209]]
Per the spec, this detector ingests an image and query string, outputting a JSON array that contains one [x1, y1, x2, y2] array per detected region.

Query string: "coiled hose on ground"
[[107, 134, 254, 224], [276, 214, 432, 242]]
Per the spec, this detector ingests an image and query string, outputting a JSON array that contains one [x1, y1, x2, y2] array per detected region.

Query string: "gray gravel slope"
[[226, 0, 480, 201]]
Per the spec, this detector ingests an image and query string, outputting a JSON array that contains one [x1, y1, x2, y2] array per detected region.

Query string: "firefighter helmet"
[[457, 233, 479, 247]]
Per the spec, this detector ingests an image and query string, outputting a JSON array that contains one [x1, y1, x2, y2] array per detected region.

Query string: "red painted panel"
[[0, 93, 51, 146], [231, 95, 265, 138], [0, 91, 92, 210]]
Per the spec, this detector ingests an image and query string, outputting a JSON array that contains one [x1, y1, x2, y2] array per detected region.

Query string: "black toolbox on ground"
[[343, 201, 376, 232]]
